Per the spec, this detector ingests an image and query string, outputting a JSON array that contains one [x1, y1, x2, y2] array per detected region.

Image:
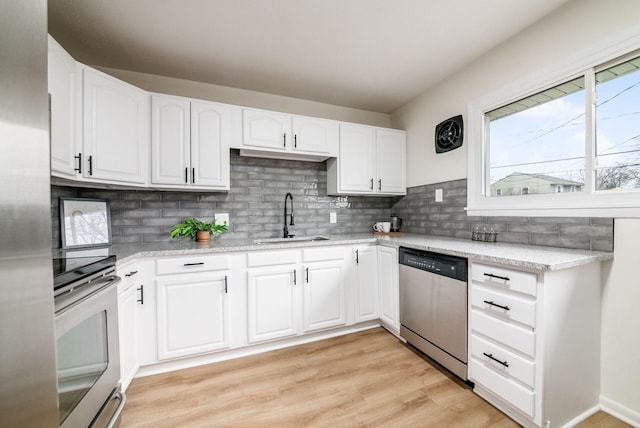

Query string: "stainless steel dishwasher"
[[399, 247, 468, 380]]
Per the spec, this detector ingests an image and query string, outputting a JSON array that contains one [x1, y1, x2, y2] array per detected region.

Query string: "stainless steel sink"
[[254, 236, 330, 245]]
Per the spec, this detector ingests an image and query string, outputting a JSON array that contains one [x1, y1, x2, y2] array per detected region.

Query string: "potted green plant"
[[170, 217, 228, 242]]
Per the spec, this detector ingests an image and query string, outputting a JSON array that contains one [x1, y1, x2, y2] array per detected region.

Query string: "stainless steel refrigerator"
[[0, 0, 60, 426]]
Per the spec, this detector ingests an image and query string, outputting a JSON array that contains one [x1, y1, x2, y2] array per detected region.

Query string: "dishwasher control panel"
[[399, 247, 467, 281]]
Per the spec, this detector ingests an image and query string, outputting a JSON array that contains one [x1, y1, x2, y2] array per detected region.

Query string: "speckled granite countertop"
[[68, 233, 613, 272]]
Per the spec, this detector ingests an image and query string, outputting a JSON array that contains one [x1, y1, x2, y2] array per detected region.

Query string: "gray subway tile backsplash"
[[50, 153, 614, 252]]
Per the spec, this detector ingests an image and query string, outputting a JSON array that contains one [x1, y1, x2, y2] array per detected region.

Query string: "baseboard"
[[600, 395, 640, 427], [136, 321, 382, 378], [561, 405, 600, 428]]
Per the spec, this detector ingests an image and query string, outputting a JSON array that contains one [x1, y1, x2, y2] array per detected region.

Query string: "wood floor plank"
[[121, 328, 629, 427]]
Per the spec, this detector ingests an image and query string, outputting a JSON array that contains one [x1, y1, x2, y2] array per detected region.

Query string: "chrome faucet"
[[283, 192, 295, 238]]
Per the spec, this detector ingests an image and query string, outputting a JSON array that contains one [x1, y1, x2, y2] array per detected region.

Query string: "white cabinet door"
[[243, 108, 291, 150], [247, 266, 300, 343], [83, 67, 149, 184], [151, 95, 190, 185], [378, 246, 399, 332], [338, 123, 376, 193], [48, 36, 79, 179], [353, 246, 379, 323], [303, 260, 346, 332], [118, 278, 139, 391], [156, 272, 229, 360], [191, 101, 230, 189], [292, 115, 338, 155], [376, 129, 406, 195]]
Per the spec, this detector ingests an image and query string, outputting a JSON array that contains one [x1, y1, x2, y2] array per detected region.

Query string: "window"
[[487, 77, 585, 198], [468, 44, 640, 217], [595, 56, 640, 190]]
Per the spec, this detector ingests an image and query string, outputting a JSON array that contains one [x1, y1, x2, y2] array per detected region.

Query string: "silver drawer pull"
[[184, 262, 205, 266], [483, 300, 510, 311], [483, 352, 509, 367], [125, 270, 138, 277], [483, 272, 510, 281]]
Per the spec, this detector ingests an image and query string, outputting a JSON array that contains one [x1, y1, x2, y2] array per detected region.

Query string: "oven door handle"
[[56, 274, 121, 316], [105, 389, 126, 428]]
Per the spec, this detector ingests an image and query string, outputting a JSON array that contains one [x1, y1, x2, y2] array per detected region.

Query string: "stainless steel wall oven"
[[54, 254, 125, 428]]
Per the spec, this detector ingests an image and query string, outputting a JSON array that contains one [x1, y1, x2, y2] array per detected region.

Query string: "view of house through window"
[[487, 77, 586, 197], [595, 55, 640, 190], [486, 53, 640, 198]]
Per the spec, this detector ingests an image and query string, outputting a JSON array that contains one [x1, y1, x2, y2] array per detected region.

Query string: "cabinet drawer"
[[471, 284, 536, 328], [471, 263, 537, 297], [471, 309, 535, 358], [302, 246, 344, 262], [156, 254, 230, 275], [470, 358, 535, 418], [247, 250, 299, 267], [470, 334, 535, 388]]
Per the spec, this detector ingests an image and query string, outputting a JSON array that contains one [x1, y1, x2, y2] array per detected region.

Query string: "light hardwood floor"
[[121, 328, 630, 427]]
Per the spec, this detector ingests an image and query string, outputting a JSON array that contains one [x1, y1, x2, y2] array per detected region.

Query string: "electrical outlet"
[[330, 212, 337, 224], [215, 213, 229, 226], [435, 188, 443, 202]]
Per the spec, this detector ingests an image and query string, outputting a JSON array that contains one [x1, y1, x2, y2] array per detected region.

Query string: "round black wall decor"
[[435, 115, 463, 153]]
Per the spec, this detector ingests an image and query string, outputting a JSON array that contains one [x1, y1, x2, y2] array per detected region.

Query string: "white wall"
[[95, 66, 391, 128], [391, 0, 640, 188], [600, 219, 640, 423], [390, 0, 640, 423]]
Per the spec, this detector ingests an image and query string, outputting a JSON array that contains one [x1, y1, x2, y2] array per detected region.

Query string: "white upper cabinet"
[[151, 94, 231, 190], [151, 95, 190, 185], [333, 123, 376, 193], [83, 67, 149, 185], [376, 129, 406, 194], [243, 109, 291, 150], [190, 101, 231, 188], [327, 123, 406, 196], [48, 36, 80, 179], [241, 108, 338, 160], [291, 115, 338, 155]]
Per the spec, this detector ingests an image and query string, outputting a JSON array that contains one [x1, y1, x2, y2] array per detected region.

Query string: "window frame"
[[467, 30, 640, 218]]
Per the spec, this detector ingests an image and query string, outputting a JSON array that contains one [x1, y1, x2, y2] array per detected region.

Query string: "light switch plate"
[[330, 212, 337, 224], [215, 213, 230, 226], [435, 189, 443, 202]]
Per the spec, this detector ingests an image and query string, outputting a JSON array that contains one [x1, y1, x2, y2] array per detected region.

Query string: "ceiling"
[[48, 0, 570, 114]]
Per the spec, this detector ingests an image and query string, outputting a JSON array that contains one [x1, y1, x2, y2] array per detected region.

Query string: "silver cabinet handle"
[[283, 133, 286, 147], [378, 179, 382, 190], [293, 269, 297, 285], [370, 178, 374, 190]]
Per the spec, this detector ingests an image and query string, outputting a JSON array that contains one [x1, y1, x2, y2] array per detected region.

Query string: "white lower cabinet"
[[246, 247, 349, 343], [156, 272, 230, 360], [153, 255, 231, 361], [302, 247, 347, 332], [126, 244, 386, 378], [352, 245, 379, 323], [469, 260, 602, 428], [247, 264, 300, 343], [116, 261, 146, 391], [377, 246, 399, 333]]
